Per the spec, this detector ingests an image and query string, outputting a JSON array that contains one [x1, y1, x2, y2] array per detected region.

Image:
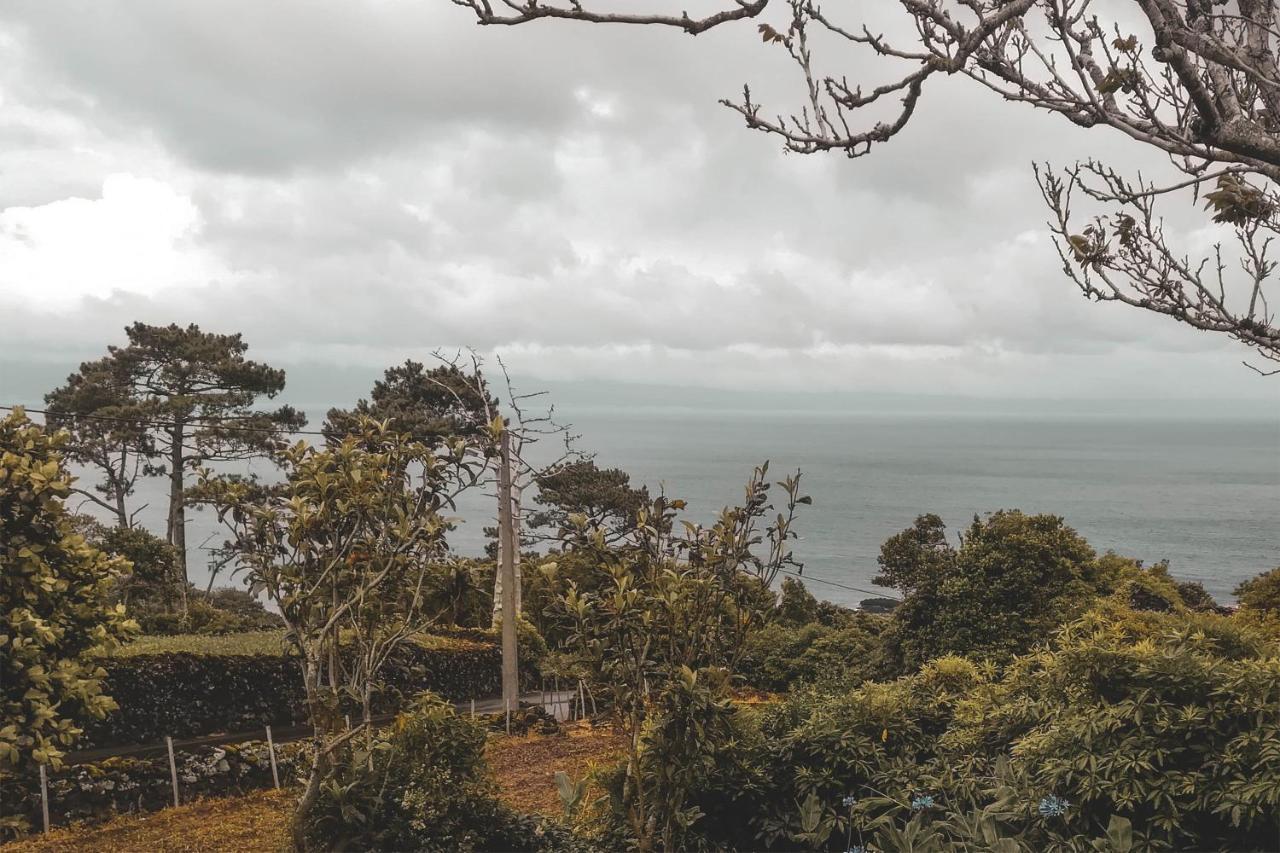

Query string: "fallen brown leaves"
[[0, 788, 295, 853], [0, 721, 627, 851], [486, 721, 626, 818]]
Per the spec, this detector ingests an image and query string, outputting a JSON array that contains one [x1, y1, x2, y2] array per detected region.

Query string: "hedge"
[[1, 739, 306, 836], [80, 632, 535, 749]]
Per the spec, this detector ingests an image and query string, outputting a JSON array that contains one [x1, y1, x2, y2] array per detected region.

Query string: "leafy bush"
[[874, 513, 1215, 672], [1, 408, 137, 788], [726, 605, 1280, 852], [739, 622, 881, 692], [1235, 566, 1280, 616], [297, 694, 583, 852], [775, 577, 862, 628], [132, 588, 286, 636], [942, 604, 1280, 850], [875, 511, 1100, 670], [81, 632, 523, 748], [80, 651, 306, 748]]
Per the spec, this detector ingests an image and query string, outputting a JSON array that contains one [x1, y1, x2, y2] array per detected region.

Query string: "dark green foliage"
[[776, 577, 820, 625], [528, 459, 649, 541], [425, 559, 494, 628], [1175, 579, 1221, 613], [858, 597, 900, 614], [685, 604, 1280, 852], [80, 636, 516, 748], [876, 511, 1100, 669], [776, 578, 863, 629], [132, 588, 285, 635], [80, 651, 304, 748], [322, 359, 497, 447], [739, 622, 881, 692], [98, 525, 181, 606], [297, 695, 581, 852], [1235, 566, 1280, 616], [92, 524, 283, 634]]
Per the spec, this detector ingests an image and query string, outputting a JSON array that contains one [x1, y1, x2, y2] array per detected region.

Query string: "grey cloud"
[[0, 0, 1266, 403]]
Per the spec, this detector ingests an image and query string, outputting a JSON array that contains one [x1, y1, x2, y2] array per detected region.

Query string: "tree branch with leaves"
[[454, 0, 1280, 372]]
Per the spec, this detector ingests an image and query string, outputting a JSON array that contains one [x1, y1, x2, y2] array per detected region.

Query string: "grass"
[[107, 630, 291, 657], [106, 629, 494, 658], [0, 788, 294, 853], [0, 724, 624, 852]]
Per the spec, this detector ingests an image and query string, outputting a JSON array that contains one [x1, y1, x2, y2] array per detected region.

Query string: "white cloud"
[[0, 174, 231, 308]]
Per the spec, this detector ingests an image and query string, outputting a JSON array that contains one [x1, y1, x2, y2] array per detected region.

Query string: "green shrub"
[[1, 409, 137, 783], [740, 622, 882, 692], [944, 604, 1280, 850], [1235, 566, 1280, 616], [82, 632, 523, 748], [297, 694, 582, 852], [735, 605, 1280, 852]]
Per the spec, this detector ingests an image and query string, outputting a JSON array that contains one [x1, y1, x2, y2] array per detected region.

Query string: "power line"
[[8, 406, 904, 603], [1, 404, 328, 437], [768, 563, 901, 596]]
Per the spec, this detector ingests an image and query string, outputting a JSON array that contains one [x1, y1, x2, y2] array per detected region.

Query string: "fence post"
[[578, 681, 587, 720], [165, 736, 180, 808], [470, 698, 475, 720], [265, 726, 280, 789], [38, 764, 50, 834]]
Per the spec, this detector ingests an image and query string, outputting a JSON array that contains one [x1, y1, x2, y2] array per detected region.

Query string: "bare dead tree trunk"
[[498, 430, 519, 713], [166, 422, 189, 615]]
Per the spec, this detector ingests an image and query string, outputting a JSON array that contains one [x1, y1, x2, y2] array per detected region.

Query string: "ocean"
[[65, 406, 1280, 607]]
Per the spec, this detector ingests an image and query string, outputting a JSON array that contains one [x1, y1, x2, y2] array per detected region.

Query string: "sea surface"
[[73, 408, 1279, 607]]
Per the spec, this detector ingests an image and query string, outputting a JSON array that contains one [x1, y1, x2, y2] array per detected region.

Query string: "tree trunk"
[[498, 431, 519, 713], [166, 422, 188, 610], [293, 657, 326, 852], [512, 481, 523, 615]]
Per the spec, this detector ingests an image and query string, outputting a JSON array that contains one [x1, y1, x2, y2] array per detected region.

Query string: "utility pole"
[[498, 428, 519, 714]]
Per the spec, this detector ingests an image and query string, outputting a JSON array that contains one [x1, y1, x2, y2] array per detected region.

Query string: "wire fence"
[[26, 686, 584, 836]]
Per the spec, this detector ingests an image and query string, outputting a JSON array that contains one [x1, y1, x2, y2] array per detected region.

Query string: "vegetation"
[[871, 511, 1206, 671], [46, 323, 305, 592], [296, 695, 581, 852], [6, 333, 1278, 853], [200, 415, 487, 845], [322, 359, 498, 447], [540, 463, 808, 851], [1236, 566, 1280, 616], [0, 409, 137, 810], [527, 460, 649, 544]]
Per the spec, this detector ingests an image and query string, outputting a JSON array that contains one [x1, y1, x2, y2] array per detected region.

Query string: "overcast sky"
[[0, 0, 1274, 404]]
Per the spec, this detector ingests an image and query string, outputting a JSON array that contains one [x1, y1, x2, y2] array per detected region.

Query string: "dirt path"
[[486, 721, 626, 817]]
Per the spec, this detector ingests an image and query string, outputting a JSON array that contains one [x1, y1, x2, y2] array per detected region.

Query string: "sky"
[[0, 0, 1276, 405]]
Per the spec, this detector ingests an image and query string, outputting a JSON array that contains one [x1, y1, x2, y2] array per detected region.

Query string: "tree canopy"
[[323, 360, 498, 447], [46, 323, 305, 584], [0, 408, 136, 784]]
